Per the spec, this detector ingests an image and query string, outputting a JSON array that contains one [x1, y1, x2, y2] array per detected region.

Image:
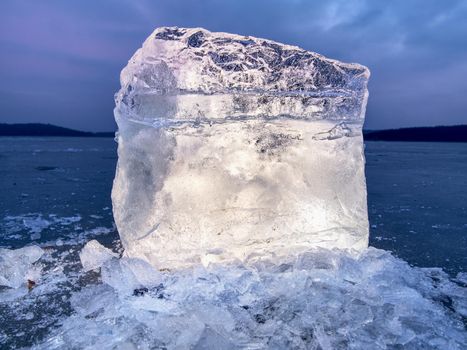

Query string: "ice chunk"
[[79, 239, 117, 272], [0, 245, 43, 288], [112, 27, 370, 269]]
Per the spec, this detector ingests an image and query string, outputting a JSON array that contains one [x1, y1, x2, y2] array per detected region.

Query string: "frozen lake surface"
[[366, 141, 467, 275], [0, 137, 466, 348]]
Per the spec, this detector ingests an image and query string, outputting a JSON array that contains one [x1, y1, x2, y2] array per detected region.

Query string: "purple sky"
[[1, 0, 466, 131]]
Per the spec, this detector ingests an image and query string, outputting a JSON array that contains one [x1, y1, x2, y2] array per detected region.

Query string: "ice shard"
[[112, 27, 370, 269], [79, 240, 118, 272], [0, 246, 43, 288]]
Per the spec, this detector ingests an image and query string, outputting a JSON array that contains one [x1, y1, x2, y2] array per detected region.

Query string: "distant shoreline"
[[0, 123, 114, 137], [363, 125, 467, 143], [1, 123, 466, 142]]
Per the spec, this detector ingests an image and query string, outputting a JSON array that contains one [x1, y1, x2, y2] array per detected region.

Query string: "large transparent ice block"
[[112, 27, 370, 269]]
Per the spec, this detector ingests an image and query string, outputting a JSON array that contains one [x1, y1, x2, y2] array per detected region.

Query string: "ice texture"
[[112, 27, 370, 269], [0, 245, 43, 288], [79, 239, 117, 272], [35, 248, 467, 349]]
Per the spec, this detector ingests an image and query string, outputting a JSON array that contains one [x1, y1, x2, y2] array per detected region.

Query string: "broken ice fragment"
[[112, 27, 370, 269], [0, 245, 44, 288], [79, 240, 117, 272], [101, 257, 162, 294]]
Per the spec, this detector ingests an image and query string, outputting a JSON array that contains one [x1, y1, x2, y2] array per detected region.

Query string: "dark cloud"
[[0, 0, 466, 131]]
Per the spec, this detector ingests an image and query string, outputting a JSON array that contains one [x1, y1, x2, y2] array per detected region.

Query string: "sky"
[[0, 0, 466, 132]]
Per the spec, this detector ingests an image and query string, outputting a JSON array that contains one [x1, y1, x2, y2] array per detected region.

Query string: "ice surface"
[[0, 245, 43, 288], [3, 214, 82, 241], [34, 248, 467, 349], [79, 239, 118, 272], [112, 27, 370, 269]]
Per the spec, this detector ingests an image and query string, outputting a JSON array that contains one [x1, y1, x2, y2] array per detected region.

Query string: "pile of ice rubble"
[[0, 241, 466, 348], [42, 241, 467, 348]]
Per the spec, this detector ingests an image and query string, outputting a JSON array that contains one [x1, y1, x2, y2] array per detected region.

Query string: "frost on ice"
[[112, 27, 370, 269], [0, 245, 43, 288]]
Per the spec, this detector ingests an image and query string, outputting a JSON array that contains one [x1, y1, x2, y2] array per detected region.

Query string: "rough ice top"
[[115, 27, 369, 123]]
